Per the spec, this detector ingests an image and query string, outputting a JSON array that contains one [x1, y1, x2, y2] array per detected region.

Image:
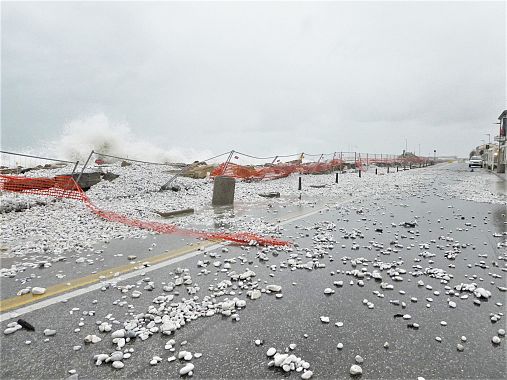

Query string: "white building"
[[496, 110, 506, 173]]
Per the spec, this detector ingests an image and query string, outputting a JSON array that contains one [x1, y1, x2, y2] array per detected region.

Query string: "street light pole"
[[485, 134, 491, 144]]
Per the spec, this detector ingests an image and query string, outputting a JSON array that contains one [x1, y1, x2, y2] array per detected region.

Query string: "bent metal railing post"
[[76, 150, 94, 185]]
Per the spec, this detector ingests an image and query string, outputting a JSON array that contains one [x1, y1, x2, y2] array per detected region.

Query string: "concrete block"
[[72, 172, 101, 191], [212, 176, 235, 206], [156, 208, 194, 218]]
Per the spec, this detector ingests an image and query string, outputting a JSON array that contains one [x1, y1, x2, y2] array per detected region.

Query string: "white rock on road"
[[31, 287, 46, 295], [179, 363, 195, 376], [266, 285, 282, 292], [350, 364, 363, 375]]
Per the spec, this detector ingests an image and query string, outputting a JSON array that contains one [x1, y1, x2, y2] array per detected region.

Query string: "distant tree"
[[469, 150, 476, 158]]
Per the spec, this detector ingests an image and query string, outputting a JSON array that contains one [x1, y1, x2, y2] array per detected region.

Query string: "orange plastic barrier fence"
[[211, 159, 344, 180], [0, 175, 288, 247], [211, 154, 428, 178], [0, 175, 84, 200]]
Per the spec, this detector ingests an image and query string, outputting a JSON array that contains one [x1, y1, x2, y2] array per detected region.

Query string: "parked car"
[[469, 156, 483, 167]]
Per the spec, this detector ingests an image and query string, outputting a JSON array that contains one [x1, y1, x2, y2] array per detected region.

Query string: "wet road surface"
[[1, 163, 506, 380]]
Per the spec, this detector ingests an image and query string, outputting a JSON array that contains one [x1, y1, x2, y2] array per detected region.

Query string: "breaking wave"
[[44, 114, 212, 164]]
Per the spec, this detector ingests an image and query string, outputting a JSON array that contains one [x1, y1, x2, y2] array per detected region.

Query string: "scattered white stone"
[[112, 361, 124, 369], [179, 363, 194, 376], [350, 364, 363, 375], [473, 287, 491, 299], [249, 289, 261, 300], [266, 285, 282, 292], [84, 334, 101, 343], [43, 329, 56, 336], [31, 287, 46, 295], [4, 325, 22, 335], [320, 316, 330, 323], [111, 329, 125, 338]]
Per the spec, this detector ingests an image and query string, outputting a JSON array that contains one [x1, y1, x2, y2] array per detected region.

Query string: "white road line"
[[0, 243, 224, 322], [1, 197, 356, 322]]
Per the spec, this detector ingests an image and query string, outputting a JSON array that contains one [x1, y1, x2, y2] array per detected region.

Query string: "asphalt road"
[[1, 163, 506, 380]]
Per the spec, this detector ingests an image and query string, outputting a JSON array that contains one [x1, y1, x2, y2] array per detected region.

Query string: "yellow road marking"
[[0, 198, 353, 314], [0, 240, 215, 313]]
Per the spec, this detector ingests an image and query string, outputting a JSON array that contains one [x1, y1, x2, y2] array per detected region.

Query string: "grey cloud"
[[1, 1, 505, 159]]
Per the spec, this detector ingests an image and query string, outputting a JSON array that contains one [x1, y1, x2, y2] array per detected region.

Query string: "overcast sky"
[[1, 1, 506, 161]]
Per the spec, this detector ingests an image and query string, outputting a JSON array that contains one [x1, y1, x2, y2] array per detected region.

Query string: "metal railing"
[[0, 150, 79, 175], [1, 148, 434, 183]]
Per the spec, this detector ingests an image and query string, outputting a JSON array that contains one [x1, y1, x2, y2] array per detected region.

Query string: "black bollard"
[[387, 166, 390, 173], [375, 168, 378, 175], [359, 170, 362, 178], [335, 172, 339, 183], [397, 166, 399, 172], [298, 176, 302, 191]]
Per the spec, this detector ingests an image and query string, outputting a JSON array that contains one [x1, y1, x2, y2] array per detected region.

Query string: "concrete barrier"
[[156, 208, 194, 218], [212, 176, 235, 206], [72, 172, 101, 191]]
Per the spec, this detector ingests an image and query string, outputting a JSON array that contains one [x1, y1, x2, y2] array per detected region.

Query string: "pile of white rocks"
[[266, 346, 313, 379]]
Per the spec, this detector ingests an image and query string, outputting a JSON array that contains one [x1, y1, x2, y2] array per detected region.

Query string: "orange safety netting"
[[355, 160, 365, 172], [0, 174, 288, 246], [211, 159, 344, 180]]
